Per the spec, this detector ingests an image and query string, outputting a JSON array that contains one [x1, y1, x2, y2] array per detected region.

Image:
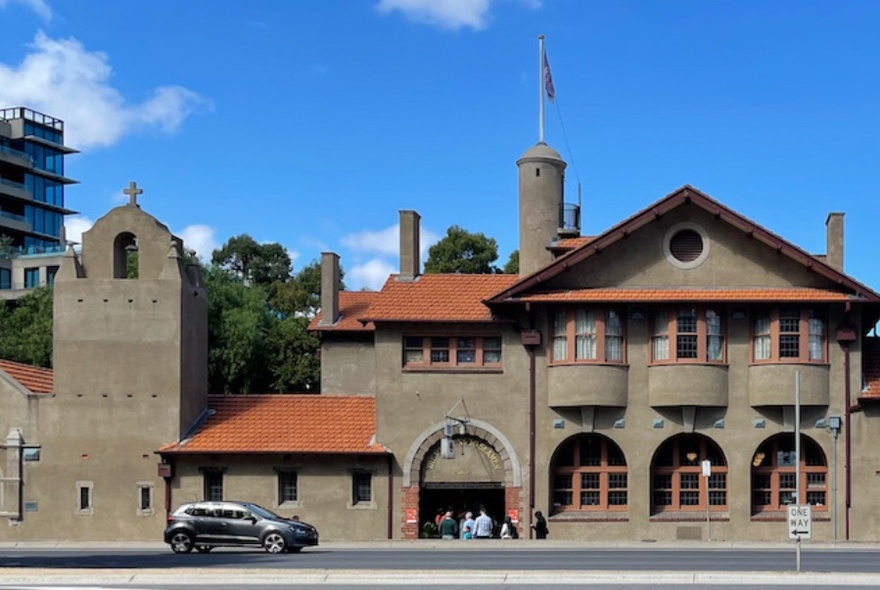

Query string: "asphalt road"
[[2, 546, 880, 573]]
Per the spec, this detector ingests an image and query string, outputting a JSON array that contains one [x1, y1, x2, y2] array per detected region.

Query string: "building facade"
[[0, 107, 78, 299], [2, 138, 880, 544]]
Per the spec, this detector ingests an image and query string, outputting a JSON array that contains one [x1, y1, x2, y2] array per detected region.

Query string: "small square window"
[[23, 448, 41, 462]]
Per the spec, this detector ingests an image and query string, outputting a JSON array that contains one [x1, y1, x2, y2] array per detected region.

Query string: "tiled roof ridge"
[[0, 358, 54, 394]]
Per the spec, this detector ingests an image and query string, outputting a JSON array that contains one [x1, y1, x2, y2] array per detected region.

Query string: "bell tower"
[[53, 182, 208, 441]]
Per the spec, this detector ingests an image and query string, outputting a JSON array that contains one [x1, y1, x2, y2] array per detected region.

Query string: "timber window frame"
[[403, 335, 502, 369], [550, 434, 628, 513], [752, 307, 827, 364], [650, 306, 725, 364], [277, 470, 299, 506], [650, 435, 728, 514], [751, 434, 827, 515], [550, 307, 625, 364]]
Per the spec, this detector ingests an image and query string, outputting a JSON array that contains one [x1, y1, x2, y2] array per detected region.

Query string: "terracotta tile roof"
[[550, 236, 595, 251], [860, 338, 880, 400], [362, 274, 520, 323], [309, 291, 377, 332], [488, 185, 880, 305], [158, 395, 387, 455], [0, 359, 53, 394], [511, 288, 854, 303]]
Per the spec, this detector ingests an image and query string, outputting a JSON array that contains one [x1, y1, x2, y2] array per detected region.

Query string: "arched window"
[[112, 232, 138, 279], [550, 434, 627, 513], [751, 433, 827, 515], [651, 434, 728, 513]]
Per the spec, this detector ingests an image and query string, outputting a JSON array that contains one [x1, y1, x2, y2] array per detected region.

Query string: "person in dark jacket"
[[531, 510, 549, 539], [438, 510, 459, 539]]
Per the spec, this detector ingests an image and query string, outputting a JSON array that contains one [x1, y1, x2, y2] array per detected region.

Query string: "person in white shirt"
[[473, 508, 494, 539]]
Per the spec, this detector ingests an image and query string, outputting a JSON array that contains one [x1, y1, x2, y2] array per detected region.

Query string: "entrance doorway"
[[419, 483, 505, 537]]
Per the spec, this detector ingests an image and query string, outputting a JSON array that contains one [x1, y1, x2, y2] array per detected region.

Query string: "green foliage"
[[502, 250, 519, 274], [0, 234, 14, 257], [204, 266, 274, 394], [211, 234, 292, 287], [266, 315, 320, 392], [0, 287, 53, 367], [270, 260, 344, 318], [424, 225, 500, 274]]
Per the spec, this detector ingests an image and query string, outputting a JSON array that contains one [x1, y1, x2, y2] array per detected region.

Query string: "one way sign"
[[787, 504, 812, 539]]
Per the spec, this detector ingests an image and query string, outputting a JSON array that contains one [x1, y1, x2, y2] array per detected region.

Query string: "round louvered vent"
[[669, 229, 703, 262]]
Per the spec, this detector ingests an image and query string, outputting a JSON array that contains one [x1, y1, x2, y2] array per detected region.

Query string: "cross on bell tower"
[[123, 181, 143, 207]]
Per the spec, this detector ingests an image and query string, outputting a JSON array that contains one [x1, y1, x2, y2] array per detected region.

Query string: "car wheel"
[[170, 531, 194, 554], [196, 545, 213, 553], [263, 531, 287, 554]]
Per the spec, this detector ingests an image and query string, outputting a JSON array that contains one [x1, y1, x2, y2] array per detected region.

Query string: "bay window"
[[752, 307, 826, 363], [551, 307, 625, 363], [651, 307, 725, 363]]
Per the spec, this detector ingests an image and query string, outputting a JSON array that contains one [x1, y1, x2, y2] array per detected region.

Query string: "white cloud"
[[375, 0, 491, 30], [0, 0, 51, 20], [348, 258, 395, 291], [341, 224, 400, 256], [63, 215, 93, 245], [0, 31, 209, 149], [178, 225, 217, 261], [341, 223, 441, 256]]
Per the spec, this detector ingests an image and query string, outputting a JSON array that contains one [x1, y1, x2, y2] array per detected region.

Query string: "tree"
[[265, 315, 321, 392], [424, 225, 500, 274], [204, 266, 274, 394], [502, 250, 519, 274], [211, 235, 292, 287], [0, 287, 53, 367], [271, 260, 345, 318]]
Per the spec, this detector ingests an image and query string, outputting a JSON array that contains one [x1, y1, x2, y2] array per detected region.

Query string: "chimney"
[[825, 213, 844, 272], [399, 210, 420, 281], [319, 252, 340, 326]]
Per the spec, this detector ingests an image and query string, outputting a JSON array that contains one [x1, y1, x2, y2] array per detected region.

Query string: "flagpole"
[[538, 35, 545, 144]]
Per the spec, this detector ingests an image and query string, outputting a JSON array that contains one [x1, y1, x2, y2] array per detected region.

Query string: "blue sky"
[[0, 0, 878, 291]]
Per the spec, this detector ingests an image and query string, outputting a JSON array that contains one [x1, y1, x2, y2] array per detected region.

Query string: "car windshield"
[[245, 503, 283, 520]]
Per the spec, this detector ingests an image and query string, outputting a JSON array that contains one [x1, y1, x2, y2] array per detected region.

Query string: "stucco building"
[[2, 136, 880, 543]]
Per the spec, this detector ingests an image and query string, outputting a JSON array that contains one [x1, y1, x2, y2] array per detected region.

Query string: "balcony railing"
[[0, 107, 63, 131], [0, 177, 27, 191], [0, 144, 34, 165]]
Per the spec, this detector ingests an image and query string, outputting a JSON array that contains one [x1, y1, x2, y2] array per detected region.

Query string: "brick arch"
[[402, 418, 521, 488]]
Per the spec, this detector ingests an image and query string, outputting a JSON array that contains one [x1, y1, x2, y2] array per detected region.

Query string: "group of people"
[[423, 507, 548, 540]]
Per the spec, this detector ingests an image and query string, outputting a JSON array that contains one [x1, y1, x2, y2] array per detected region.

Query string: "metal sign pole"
[[795, 370, 801, 573]]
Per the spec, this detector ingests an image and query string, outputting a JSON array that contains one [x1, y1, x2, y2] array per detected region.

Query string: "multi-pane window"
[[651, 307, 725, 363], [751, 434, 827, 514], [551, 435, 628, 512], [752, 308, 826, 363], [24, 267, 39, 288], [403, 335, 502, 368], [278, 471, 298, 504], [651, 435, 728, 513], [352, 471, 372, 505], [551, 307, 625, 363], [203, 471, 223, 502]]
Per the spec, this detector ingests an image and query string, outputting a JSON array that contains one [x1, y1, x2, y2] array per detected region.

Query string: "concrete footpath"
[[2, 540, 880, 586]]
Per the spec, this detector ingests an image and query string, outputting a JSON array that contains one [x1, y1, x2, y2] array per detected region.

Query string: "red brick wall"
[[401, 485, 420, 539]]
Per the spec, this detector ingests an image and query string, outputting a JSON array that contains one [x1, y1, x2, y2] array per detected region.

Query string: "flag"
[[543, 49, 555, 101]]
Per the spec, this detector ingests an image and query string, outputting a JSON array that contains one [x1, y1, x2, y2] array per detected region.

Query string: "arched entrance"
[[401, 419, 522, 539]]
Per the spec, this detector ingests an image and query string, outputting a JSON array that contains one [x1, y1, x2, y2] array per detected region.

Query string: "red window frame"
[[650, 306, 725, 364], [752, 307, 827, 364], [651, 435, 728, 513], [403, 335, 502, 369], [550, 307, 625, 364], [551, 434, 628, 513]]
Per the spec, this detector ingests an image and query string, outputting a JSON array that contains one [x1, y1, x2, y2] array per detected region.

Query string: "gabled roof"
[[157, 395, 387, 455], [308, 291, 377, 332], [859, 338, 880, 402], [361, 273, 520, 323], [487, 185, 880, 305], [0, 359, 53, 395]]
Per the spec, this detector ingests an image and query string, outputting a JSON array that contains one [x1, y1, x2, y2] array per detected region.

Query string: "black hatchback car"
[[164, 501, 319, 554]]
